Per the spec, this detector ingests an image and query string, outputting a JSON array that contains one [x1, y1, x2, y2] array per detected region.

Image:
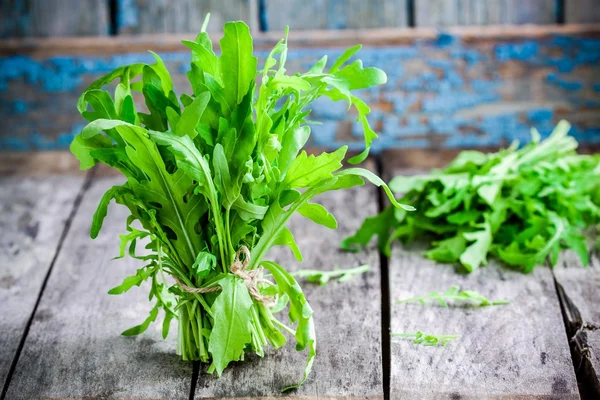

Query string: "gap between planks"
[[552, 249, 600, 399], [379, 158, 579, 399], [0, 167, 96, 400], [375, 155, 392, 400]]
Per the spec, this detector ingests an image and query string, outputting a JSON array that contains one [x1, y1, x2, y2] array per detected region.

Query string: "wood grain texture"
[[265, 0, 407, 31], [388, 245, 579, 399], [566, 0, 600, 23], [384, 163, 579, 399], [195, 167, 383, 398], [119, 0, 252, 34], [553, 250, 600, 394], [0, 151, 82, 177], [0, 175, 85, 390], [4, 177, 192, 399], [0, 0, 109, 39], [415, 0, 557, 26], [3, 24, 600, 57]]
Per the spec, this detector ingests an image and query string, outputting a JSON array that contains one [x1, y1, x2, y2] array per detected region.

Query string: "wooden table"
[[0, 152, 597, 400]]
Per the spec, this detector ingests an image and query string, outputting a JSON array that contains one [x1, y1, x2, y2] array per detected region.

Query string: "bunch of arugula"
[[70, 17, 410, 389], [345, 120, 600, 273]]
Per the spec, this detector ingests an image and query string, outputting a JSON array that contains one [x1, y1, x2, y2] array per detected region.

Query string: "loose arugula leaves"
[[291, 264, 370, 286], [392, 331, 460, 346], [397, 286, 509, 307], [71, 17, 406, 390], [347, 121, 600, 273]]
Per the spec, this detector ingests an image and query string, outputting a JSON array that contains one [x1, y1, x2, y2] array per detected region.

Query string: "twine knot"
[[174, 246, 276, 306]]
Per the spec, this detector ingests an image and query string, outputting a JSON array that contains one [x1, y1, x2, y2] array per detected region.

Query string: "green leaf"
[[274, 226, 303, 261], [213, 143, 240, 208], [284, 147, 347, 188], [77, 64, 144, 113], [192, 251, 218, 278], [279, 126, 311, 177], [262, 261, 315, 391], [460, 222, 492, 272], [208, 275, 254, 376], [425, 235, 466, 263], [176, 90, 210, 138], [330, 44, 362, 73], [219, 21, 258, 107], [298, 202, 337, 229], [336, 168, 415, 211], [90, 185, 130, 238], [70, 133, 113, 170], [182, 39, 220, 79], [292, 264, 369, 286], [397, 285, 509, 307], [122, 304, 159, 336], [232, 196, 268, 221], [342, 206, 394, 253], [108, 266, 155, 295]]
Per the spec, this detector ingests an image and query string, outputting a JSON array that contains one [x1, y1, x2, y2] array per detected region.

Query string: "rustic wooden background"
[[1, 153, 598, 399], [0, 0, 599, 152]]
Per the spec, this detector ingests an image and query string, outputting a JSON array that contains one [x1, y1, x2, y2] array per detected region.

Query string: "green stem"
[[225, 207, 234, 266], [212, 204, 228, 273], [251, 305, 267, 346], [272, 318, 296, 336], [178, 298, 210, 361]]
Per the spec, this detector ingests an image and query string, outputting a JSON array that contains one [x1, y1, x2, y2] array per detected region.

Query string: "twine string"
[[174, 246, 277, 306]]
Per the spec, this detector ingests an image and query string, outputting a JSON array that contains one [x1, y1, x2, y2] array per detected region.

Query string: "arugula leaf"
[[208, 275, 254, 375], [397, 286, 509, 307], [350, 120, 600, 273], [298, 202, 337, 229], [392, 331, 460, 346], [262, 261, 315, 391], [460, 221, 492, 272], [219, 22, 258, 107], [291, 264, 369, 285]]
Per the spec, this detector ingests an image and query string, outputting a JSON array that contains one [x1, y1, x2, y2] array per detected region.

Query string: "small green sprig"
[[392, 331, 459, 346], [291, 264, 370, 286], [397, 286, 509, 307]]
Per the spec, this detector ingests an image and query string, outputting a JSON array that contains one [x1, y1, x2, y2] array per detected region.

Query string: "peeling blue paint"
[[1, 33, 599, 151], [495, 42, 538, 61], [436, 32, 458, 48], [527, 108, 553, 123], [546, 73, 583, 91]]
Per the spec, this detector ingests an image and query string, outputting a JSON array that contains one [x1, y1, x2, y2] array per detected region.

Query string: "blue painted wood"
[[1, 32, 599, 151]]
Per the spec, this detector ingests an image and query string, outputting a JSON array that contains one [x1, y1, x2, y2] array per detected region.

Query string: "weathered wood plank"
[[4, 176, 192, 399], [265, 0, 407, 31], [118, 0, 253, 34], [194, 164, 383, 397], [3, 25, 600, 57], [0, 0, 109, 39], [0, 151, 82, 176], [415, 0, 557, 26], [566, 0, 600, 24], [2, 25, 600, 153], [553, 250, 600, 394], [0, 173, 85, 391], [389, 248, 579, 399], [384, 164, 578, 399]]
